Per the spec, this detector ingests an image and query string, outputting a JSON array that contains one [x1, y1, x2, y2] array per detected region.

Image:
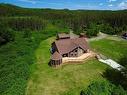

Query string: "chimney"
[[79, 33, 87, 38]]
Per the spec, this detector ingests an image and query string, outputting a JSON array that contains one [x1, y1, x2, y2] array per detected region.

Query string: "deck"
[[62, 51, 96, 63]]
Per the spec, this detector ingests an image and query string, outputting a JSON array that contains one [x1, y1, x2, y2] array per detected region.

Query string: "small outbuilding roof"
[[57, 33, 70, 39], [51, 51, 62, 60], [79, 33, 87, 38]]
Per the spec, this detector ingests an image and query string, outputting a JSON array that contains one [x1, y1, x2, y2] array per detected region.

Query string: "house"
[[50, 32, 89, 66]]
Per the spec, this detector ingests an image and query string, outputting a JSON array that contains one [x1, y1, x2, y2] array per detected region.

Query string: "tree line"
[[0, 3, 127, 45], [0, 4, 127, 36]]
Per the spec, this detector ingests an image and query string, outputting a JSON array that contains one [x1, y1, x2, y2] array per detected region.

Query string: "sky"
[[0, 0, 127, 10]]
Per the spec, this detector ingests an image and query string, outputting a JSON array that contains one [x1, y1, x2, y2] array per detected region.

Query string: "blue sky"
[[0, 0, 127, 10]]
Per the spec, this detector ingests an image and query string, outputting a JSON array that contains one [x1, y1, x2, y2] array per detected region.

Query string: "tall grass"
[[0, 25, 69, 95]]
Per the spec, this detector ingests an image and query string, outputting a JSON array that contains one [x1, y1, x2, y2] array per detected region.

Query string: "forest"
[[0, 3, 127, 95], [0, 3, 127, 36]]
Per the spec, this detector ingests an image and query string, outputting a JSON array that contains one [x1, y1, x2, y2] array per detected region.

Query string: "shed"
[[122, 32, 127, 39]]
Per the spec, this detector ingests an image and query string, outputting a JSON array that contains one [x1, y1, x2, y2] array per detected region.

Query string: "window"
[[63, 54, 68, 57], [75, 50, 77, 52], [71, 54, 73, 57]]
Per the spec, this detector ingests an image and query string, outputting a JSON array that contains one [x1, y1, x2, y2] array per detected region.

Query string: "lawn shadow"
[[102, 55, 127, 90], [48, 60, 52, 66]]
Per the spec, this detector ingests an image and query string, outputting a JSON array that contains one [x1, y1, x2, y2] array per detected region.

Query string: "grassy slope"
[[90, 37, 127, 62], [1, 24, 126, 95], [0, 24, 68, 95], [26, 37, 108, 95], [0, 31, 53, 95]]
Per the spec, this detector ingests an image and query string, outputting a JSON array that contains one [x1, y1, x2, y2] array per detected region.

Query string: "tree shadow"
[[102, 56, 127, 90], [103, 69, 124, 85], [48, 60, 52, 67], [118, 55, 127, 67]]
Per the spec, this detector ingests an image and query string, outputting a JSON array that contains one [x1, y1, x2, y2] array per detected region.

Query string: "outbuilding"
[[122, 32, 127, 39], [51, 51, 62, 66]]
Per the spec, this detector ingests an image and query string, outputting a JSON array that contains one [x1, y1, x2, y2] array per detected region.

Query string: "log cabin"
[[50, 32, 89, 66]]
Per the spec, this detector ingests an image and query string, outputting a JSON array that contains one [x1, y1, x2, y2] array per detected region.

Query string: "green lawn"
[[26, 37, 108, 95], [0, 29, 126, 95], [89, 38, 127, 62]]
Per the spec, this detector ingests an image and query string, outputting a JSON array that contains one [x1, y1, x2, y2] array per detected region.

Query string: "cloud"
[[19, 0, 37, 4], [99, 3, 103, 6], [41, 2, 64, 6], [118, 1, 127, 9], [108, 4, 113, 6], [19, 0, 65, 6], [109, 0, 117, 2]]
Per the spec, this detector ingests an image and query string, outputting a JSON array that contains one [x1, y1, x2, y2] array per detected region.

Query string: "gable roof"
[[51, 51, 62, 60], [54, 38, 89, 55]]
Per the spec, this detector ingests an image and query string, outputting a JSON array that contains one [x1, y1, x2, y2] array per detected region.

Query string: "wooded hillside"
[[0, 3, 127, 35], [0, 3, 127, 95]]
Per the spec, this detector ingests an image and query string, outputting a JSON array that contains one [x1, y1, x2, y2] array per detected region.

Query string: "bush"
[[23, 29, 32, 38], [119, 55, 127, 67], [0, 23, 15, 45], [80, 81, 127, 95], [86, 23, 99, 37], [103, 55, 127, 90], [99, 23, 115, 35], [0, 27, 57, 95]]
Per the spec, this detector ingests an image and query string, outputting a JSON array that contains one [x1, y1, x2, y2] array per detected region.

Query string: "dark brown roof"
[[54, 38, 89, 55], [51, 51, 62, 60]]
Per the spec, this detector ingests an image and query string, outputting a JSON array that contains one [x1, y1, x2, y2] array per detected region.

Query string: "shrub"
[[80, 81, 127, 95], [103, 55, 127, 90], [23, 29, 32, 38], [0, 23, 15, 45], [86, 23, 99, 37], [99, 23, 115, 35]]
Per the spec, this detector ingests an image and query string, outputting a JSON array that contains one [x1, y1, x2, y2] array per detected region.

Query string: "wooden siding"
[[62, 47, 86, 57], [51, 59, 62, 66]]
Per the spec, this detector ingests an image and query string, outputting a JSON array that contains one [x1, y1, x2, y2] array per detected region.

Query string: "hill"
[[0, 3, 127, 95]]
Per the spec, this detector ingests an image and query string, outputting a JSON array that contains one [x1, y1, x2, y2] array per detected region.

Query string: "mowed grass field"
[[90, 37, 127, 62], [26, 37, 108, 95]]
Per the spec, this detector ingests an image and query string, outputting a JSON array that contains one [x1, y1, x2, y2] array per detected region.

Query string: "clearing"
[[26, 37, 108, 95], [90, 37, 127, 62], [26, 35, 127, 95]]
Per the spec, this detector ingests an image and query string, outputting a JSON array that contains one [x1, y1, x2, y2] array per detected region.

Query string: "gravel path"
[[98, 59, 124, 71], [88, 32, 108, 42], [96, 54, 124, 71], [89, 33, 125, 71]]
